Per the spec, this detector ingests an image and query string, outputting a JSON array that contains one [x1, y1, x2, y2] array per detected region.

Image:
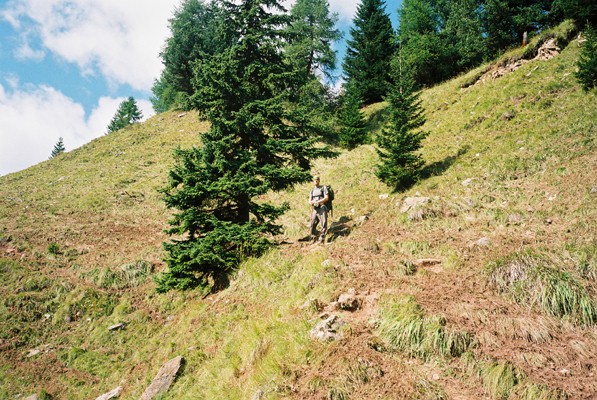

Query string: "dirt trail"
[[292, 214, 597, 399]]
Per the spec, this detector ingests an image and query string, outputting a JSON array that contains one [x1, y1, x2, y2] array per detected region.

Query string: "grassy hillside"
[[1, 25, 596, 399]]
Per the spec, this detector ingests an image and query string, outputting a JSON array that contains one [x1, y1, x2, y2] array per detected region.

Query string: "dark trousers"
[[310, 205, 328, 242]]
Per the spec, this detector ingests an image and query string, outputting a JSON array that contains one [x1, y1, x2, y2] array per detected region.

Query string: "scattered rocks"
[[310, 315, 346, 342], [95, 386, 123, 400], [337, 288, 360, 311], [140, 356, 184, 400]]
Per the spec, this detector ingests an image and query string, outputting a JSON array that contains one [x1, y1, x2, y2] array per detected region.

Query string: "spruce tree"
[[576, 24, 597, 91], [151, 0, 234, 112], [338, 87, 367, 149], [284, 0, 342, 140], [156, 0, 334, 293], [375, 52, 429, 191], [49, 137, 65, 159], [107, 97, 143, 133], [343, 0, 395, 105]]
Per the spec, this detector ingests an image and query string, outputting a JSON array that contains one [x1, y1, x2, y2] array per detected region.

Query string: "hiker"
[[309, 175, 329, 243]]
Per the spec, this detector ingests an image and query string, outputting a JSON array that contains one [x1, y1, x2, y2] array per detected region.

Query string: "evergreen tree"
[[151, 0, 233, 112], [156, 0, 335, 292], [482, 0, 551, 54], [376, 52, 429, 191], [284, 0, 342, 141], [442, 0, 487, 70], [107, 97, 143, 133], [551, 0, 597, 28], [285, 0, 341, 80], [49, 137, 65, 159], [398, 0, 449, 86], [338, 87, 368, 149], [576, 24, 597, 91], [343, 0, 395, 105]]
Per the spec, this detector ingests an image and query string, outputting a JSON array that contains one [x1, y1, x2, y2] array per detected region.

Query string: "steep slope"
[[1, 28, 596, 399]]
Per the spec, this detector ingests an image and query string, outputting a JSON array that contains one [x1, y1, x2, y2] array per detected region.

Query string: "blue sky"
[[0, 0, 400, 176]]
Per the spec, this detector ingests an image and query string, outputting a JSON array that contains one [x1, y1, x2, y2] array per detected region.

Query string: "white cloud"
[[2, 0, 178, 91], [0, 82, 152, 176]]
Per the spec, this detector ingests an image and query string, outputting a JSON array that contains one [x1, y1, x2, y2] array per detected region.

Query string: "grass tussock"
[[487, 250, 597, 326], [327, 358, 383, 400], [375, 295, 473, 360], [81, 260, 154, 289]]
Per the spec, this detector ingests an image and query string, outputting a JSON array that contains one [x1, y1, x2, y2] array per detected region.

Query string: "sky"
[[0, 0, 401, 176]]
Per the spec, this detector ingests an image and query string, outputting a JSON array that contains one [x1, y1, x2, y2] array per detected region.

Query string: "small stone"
[[475, 237, 491, 247], [337, 289, 359, 311], [462, 178, 474, 186], [559, 368, 570, 376], [95, 386, 123, 400], [27, 349, 41, 358], [108, 322, 127, 331], [140, 356, 185, 400], [379, 194, 389, 200]]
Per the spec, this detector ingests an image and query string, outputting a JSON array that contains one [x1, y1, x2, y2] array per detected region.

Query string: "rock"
[[252, 389, 264, 400], [399, 197, 430, 213], [475, 237, 491, 247], [507, 213, 523, 225], [461, 178, 474, 186], [337, 289, 359, 311], [95, 386, 123, 400], [354, 215, 369, 226], [25, 395, 39, 400], [27, 349, 41, 358], [108, 322, 127, 331], [591, 187, 597, 194], [500, 110, 516, 121], [140, 356, 184, 400], [379, 194, 389, 200], [310, 315, 346, 342]]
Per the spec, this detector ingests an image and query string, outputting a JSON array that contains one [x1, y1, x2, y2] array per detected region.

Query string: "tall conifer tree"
[[376, 51, 428, 191], [342, 0, 395, 105], [156, 0, 334, 292]]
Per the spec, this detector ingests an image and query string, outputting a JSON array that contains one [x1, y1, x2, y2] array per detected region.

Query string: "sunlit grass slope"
[[1, 22, 596, 399]]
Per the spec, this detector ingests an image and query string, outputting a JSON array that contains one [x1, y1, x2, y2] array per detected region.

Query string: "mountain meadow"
[[1, 24, 596, 400]]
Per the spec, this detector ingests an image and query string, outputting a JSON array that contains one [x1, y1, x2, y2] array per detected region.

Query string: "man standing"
[[309, 175, 329, 243]]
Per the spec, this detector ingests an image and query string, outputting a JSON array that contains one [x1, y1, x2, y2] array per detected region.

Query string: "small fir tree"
[[49, 137, 65, 159], [576, 24, 597, 91], [107, 97, 143, 133], [375, 53, 429, 191], [338, 88, 367, 149]]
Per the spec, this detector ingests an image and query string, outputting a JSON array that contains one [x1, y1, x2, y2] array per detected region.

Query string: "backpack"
[[324, 185, 334, 215]]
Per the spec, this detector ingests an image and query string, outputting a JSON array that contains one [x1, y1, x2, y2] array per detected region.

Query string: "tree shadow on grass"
[[420, 145, 469, 180]]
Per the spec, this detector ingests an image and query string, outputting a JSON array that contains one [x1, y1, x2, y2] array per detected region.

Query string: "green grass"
[[487, 250, 597, 325], [0, 21, 596, 399], [375, 295, 473, 360]]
